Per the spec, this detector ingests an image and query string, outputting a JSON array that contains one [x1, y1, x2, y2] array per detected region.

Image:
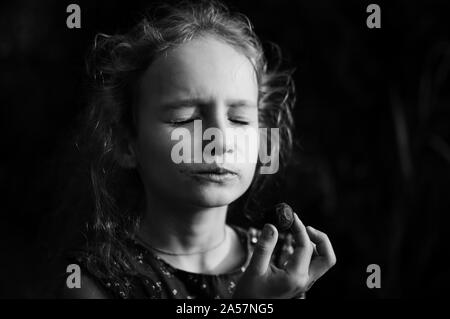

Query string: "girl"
[[59, 0, 336, 299]]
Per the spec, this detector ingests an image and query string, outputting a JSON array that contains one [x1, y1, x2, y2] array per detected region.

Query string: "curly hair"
[[77, 0, 296, 284]]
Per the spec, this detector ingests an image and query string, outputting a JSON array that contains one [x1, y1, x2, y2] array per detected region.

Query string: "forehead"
[[138, 35, 258, 106]]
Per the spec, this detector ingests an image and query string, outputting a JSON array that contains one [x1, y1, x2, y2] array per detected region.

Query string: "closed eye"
[[229, 118, 250, 125], [168, 118, 198, 125], [168, 118, 251, 125]]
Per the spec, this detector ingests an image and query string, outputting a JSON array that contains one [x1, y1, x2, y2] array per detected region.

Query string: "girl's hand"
[[233, 213, 336, 299]]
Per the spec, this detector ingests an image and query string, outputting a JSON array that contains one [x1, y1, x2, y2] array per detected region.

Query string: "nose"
[[202, 108, 233, 158]]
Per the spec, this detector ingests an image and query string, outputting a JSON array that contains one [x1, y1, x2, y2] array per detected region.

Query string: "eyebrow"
[[160, 98, 207, 110], [228, 100, 257, 108], [160, 98, 257, 110]]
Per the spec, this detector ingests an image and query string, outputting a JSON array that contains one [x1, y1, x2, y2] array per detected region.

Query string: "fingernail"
[[262, 224, 274, 239]]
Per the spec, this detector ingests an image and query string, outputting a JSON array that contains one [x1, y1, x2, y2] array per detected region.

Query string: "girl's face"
[[132, 35, 259, 208]]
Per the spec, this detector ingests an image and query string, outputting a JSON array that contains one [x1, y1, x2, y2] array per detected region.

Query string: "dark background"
[[1, 0, 449, 298]]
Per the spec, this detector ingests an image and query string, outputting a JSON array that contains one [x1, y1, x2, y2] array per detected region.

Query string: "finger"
[[247, 224, 278, 276], [291, 236, 317, 255], [286, 213, 313, 276], [306, 226, 336, 264], [311, 242, 318, 256], [306, 226, 336, 279], [277, 233, 294, 268]]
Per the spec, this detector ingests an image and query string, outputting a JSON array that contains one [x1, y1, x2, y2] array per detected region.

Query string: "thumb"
[[247, 224, 278, 276]]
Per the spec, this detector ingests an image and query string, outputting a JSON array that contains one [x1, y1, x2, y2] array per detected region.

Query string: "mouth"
[[189, 166, 239, 183]]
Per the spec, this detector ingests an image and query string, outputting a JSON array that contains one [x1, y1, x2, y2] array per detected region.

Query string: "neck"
[[138, 191, 228, 254]]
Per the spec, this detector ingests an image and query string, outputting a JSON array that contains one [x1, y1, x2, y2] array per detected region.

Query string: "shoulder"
[[55, 249, 118, 299], [57, 245, 164, 299], [58, 270, 113, 299]]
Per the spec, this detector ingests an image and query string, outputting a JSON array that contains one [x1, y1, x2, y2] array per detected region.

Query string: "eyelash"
[[230, 119, 250, 125], [169, 118, 250, 126], [169, 118, 198, 125]]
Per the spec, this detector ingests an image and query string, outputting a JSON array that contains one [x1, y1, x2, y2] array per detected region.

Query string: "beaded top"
[[66, 225, 295, 299]]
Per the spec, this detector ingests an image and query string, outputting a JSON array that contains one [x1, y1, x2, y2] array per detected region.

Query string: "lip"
[[194, 166, 237, 175], [189, 166, 239, 183], [191, 172, 238, 183]]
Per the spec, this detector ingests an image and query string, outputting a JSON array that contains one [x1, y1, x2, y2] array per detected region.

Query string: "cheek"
[[240, 163, 256, 193], [135, 126, 178, 174]]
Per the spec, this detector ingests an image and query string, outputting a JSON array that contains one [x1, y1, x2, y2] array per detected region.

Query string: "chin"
[[186, 187, 244, 208]]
